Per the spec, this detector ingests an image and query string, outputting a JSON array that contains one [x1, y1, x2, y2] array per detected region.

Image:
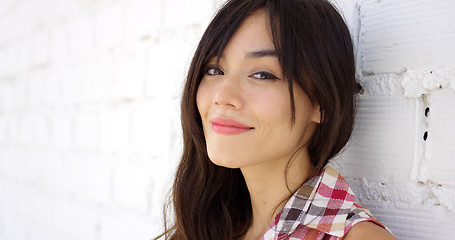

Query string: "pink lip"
[[210, 117, 253, 135]]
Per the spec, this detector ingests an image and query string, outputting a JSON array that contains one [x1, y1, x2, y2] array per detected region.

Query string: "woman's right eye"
[[204, 66, 224, 76]]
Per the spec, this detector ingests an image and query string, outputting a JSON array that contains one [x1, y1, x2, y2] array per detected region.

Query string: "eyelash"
[[204, 65, 224, 76], [204, 65, 280, 80], [249, 71, 279, 80]]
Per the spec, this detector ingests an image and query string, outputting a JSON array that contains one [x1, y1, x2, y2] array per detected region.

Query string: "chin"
[[209, 159, 238, 169], [208, 155, 244, 169]]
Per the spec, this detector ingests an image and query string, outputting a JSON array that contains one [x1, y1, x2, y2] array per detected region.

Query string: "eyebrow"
[[245, 49, 278, 58]]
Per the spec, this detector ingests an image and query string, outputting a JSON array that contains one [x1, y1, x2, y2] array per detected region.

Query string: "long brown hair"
[[159, 0, 356, 239]]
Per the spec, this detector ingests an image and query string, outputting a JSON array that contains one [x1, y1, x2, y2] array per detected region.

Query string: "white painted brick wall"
[[0, 0, 454, 239], [333, 0, 455, 239]]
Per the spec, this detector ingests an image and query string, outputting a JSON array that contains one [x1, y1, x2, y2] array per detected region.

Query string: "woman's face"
[[196, 9, 320, 169]]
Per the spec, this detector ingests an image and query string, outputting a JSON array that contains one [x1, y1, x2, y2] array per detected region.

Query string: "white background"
[[0, 0, 454, 239]]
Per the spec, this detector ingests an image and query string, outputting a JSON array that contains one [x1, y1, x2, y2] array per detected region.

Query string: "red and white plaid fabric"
[[261, 166, 389, 240]]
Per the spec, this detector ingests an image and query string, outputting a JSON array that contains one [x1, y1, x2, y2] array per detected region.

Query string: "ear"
[[311, 105, 322, 124]]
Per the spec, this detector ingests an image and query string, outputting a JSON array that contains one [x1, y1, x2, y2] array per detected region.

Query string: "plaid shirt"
[[261, 166, 388, 240]]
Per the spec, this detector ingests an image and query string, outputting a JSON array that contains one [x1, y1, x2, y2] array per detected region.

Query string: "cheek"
[[254, 91, 291, 124], [196, 81, 209, 117]]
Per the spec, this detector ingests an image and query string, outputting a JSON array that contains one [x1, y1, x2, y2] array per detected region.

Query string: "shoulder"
[[343, 221, 397, 240]]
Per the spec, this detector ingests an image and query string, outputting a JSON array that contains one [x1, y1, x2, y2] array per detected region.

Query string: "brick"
[[0, 114, 7, 144], [41, 151, 65, 191], [0, 159, 4, 181], [43, 65, 62, 106], [0, 48, 7, 78], [68, 14, 94, 59], [73, 110, 99, 149], [16, 1, 40, 32], [99, 106, 130, 152], [52, 196, 100, 240], [0, 0, 15, 14], [5, 149, 33, 182], [31, 30, 49, 67], [1, 182, 31, 240], [94, 2, 124, 50], [162, 0, 215, 27], [15, 37, 33, 72], [63, 152, 111, 204], [426, 88, 455, 185], [0, 81, 7, 110], [36, 1, 77, 28], [0, 14, 12, 45], [124, 0, 162, 42], [344, 177, 455, 239], [18, 115, 32, 146], [112, 50, 146, 100], [148, 157, 178, 216], [34, 113, 50, 147], [2, 4, 30, 43], [13, 76, 28, 109], [50, 111, 72, 149], [360, 0, 455, 74], [28, 226, 66, 240], [28, 70, 46, 108], [130, 101, 174, 155], [7, 115, 20, 145], [364, 201, 455, 240], [19, 183, 53, 225], [50, 25, 69, 62], [0, 81, 14, 112], [0, 185, 4, 237], [146, 43, 186, 98], [83, 56, 114, 103], [112, 155, 152, 212], [60, 64, 85, 106], [19, 112, 50, 147], [328, 0, 359, 33], [99, 208, 155, 240], [0, 45, 14, 77], [339, 95, 417, 183]]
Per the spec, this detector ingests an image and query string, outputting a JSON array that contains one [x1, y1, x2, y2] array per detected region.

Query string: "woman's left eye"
[[249, 71, 279, 80]]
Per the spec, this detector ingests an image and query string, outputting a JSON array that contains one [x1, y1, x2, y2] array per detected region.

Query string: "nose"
[[213, 75, 243, 109]]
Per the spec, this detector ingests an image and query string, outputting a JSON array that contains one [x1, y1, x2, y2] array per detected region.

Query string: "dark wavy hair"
[[157, 0, 356, 239]]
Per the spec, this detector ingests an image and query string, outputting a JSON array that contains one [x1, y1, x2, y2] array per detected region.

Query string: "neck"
[[240, 150, 314, 240]]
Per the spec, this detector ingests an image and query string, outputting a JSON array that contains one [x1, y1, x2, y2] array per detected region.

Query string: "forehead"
[[221, 9, 275, 57]]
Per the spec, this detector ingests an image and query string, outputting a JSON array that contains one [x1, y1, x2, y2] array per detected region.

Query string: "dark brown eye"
[[204, 65, 224, 76], [250, 71, 279, 80]]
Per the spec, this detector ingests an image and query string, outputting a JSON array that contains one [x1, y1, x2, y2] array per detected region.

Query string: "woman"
[[159, 0, 396, 239]]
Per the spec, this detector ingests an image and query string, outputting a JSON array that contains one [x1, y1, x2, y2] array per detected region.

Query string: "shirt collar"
[[271, 165, 356, 238]]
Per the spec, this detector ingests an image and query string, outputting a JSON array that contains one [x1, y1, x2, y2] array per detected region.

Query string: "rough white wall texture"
[[0, 0, 454, 240], [0, 0, 223, 239], [333, 0, 455, 239]]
